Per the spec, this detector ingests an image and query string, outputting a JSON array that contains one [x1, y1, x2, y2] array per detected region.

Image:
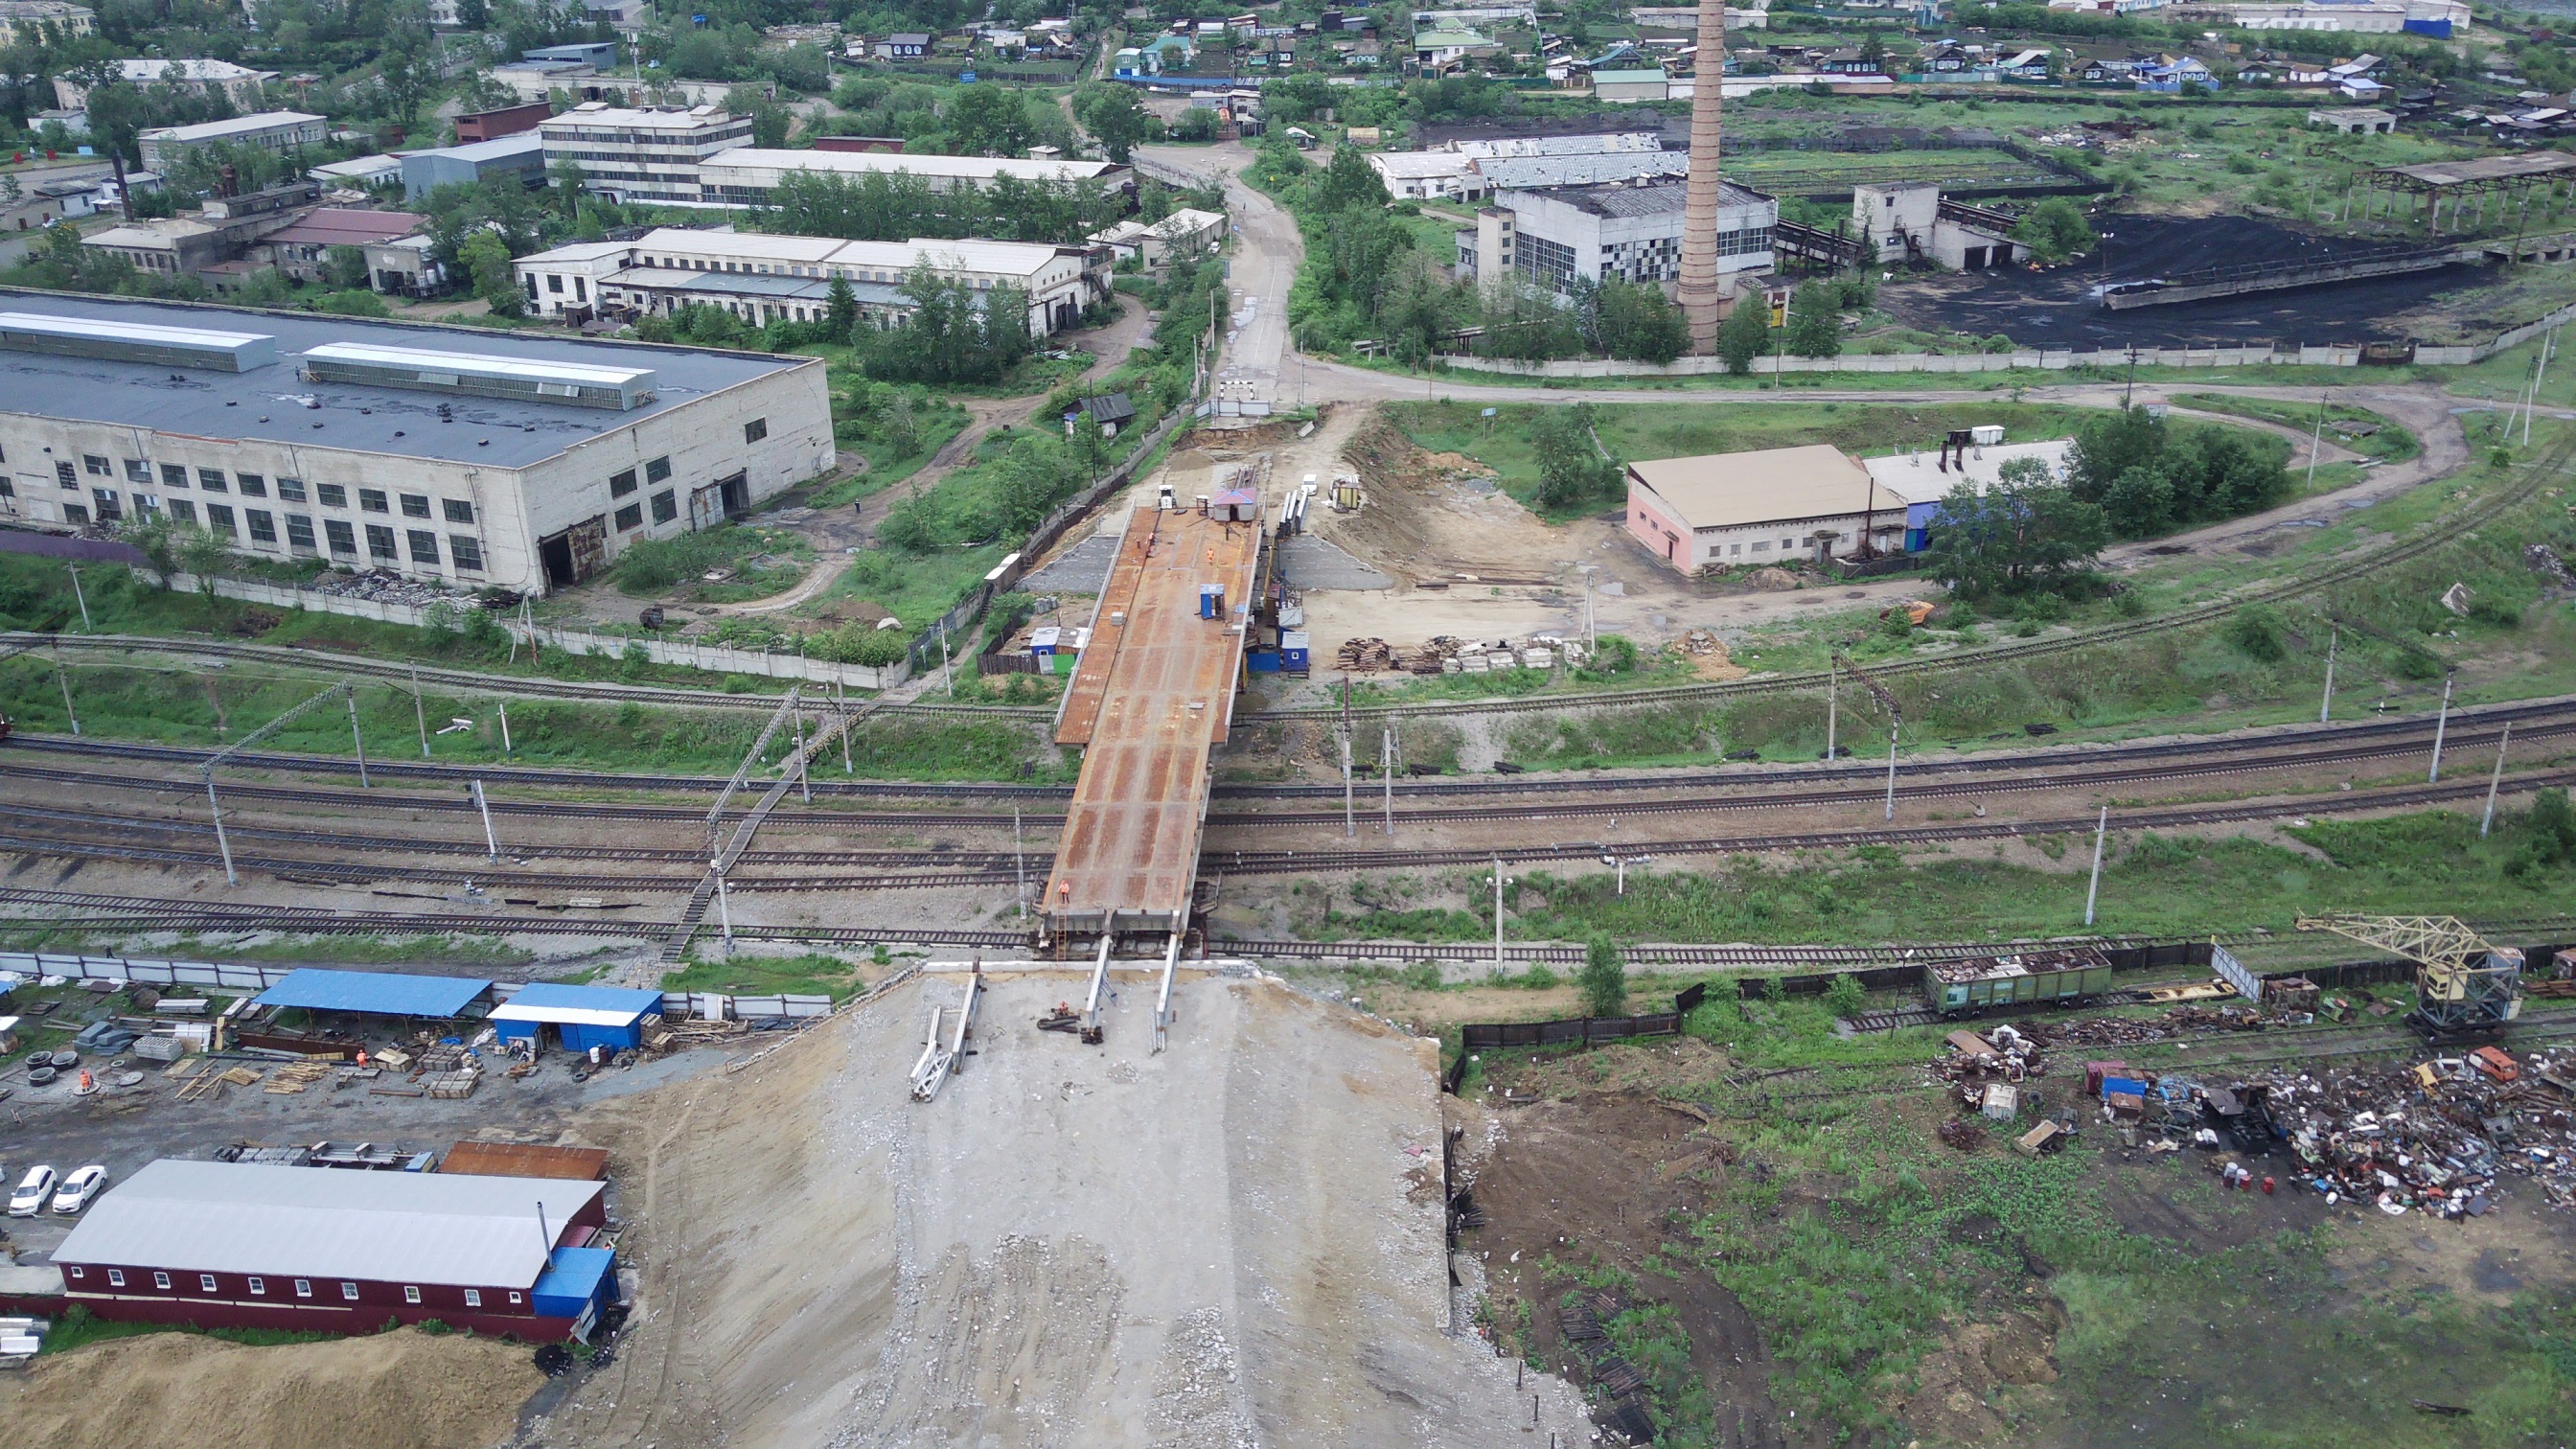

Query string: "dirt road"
[[541, 971, 1593, 1448]]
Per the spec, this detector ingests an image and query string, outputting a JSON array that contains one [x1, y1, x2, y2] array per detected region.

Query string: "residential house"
[[875, 31, 929, 57]]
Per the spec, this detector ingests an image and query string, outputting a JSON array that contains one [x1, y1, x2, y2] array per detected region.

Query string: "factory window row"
[[133, 495, 483, 575], [34, 454, 473, 530], [1513, 231, 1578, 291]]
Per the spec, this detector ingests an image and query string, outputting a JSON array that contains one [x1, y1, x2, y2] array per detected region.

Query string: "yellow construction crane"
[[2295, 913, 2526, 1036]]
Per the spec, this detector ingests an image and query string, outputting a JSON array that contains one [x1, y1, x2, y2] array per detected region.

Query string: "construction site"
[[7, 26, 2576, 1449]]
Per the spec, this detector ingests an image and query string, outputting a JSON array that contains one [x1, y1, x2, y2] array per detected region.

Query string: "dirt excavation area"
[[533, 969, 1592, 1448], [0, 1327, 542, 1449]]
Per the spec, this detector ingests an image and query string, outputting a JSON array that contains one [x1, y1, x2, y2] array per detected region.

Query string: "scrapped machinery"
[[2295, 913, 2525, 1038]]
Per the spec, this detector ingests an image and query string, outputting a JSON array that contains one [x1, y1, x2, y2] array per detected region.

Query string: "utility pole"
[[206, 777, 236, 886], [1489, 860, 1507, 973], [2429, 669, 2455, 783], [2480, 722, 2513, 838], [1826, 655, 1838, 760], [346, 691, 369, 789], [1381, 723, 1393, 837], [940, 619, 954, 699], [2083, 806, 2107, 928], [411, 666, 429, 758], [1839, 653, 1903, 820], [792, 702, 812, 804], [2304, 389, 2326, 494], [2124, 343, 2138, 410], [471, 780, 499, 862], [55, 657, 79, 736], [1578, 564, 1598, 653], [2319, 623, 2337, 723], [1341, 729, 1354, 838], [1014, 806, 1028, 917], [712, 860, 733, 941], [65, 563, 89, 632], [497, 700, 513, 756]]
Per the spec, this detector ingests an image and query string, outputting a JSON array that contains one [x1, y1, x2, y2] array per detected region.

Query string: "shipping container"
[[1922, 947, 2116, 1017]]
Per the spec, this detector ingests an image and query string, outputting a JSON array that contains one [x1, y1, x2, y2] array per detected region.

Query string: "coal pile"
[[1877, 211, 2487, 350]]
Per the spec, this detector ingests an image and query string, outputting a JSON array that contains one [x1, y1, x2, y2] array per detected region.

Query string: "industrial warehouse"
[[51, 1160, 616, 1340], [0, 290, 831, 593]]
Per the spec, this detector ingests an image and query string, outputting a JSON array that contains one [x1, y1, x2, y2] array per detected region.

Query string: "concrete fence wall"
[[1440, 345, 2303, 378], [168, 574, 910, 692], [1438, 311, 2576, 379]]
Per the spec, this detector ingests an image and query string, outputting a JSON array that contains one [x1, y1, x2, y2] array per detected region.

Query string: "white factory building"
[[1851, 182, 2027, 271], [1367, 131, 1673, 202], [54, 58, 277, 111], [539, 104, 758, 203], [692, 148, 1131, 207], [135, 111, 326, 173], [0, 294, 830, 594], [512, 227, 1094, 334], [1460, 176, 1776, 295]]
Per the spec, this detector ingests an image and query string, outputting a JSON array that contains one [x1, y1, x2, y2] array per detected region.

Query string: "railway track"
[[9, 693, 2571, 836], [1199, 765, 2576, 872], [7, 756, 2570, 893], [0, 834, 1017, 893]]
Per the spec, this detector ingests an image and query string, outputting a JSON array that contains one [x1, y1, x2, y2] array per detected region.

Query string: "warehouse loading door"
[[537, 515, 609, 589]]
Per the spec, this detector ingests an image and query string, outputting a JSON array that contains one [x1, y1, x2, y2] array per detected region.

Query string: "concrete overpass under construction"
[[1039, 492, 1265, 965]]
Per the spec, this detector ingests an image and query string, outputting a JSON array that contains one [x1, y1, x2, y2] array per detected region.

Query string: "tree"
[[237, 266, 292, 307], [1313, 144, 1390, 213], [324, 244, 370, 289], [2013, 196, 2097, 263], [1920, 456, 2109, 599], [943, 83, 1034, 157], [825, 272, 859, 342], [1531, 403, 1623, 511], [2065, 404, 2168, 500], [458, 230, 521, 316], [1579, 936, 1627, 1017], [1594, 279, 1688, 365], [1784, 283, 1842, 359], [1715, 293, 1774, 375], [1071, 82, 1153, 163], [174, 523, 238, 595]]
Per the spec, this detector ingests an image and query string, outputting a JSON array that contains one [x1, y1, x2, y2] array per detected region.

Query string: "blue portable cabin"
[[530, 1245, 619, 1342], [488, 984, 663, 1054]]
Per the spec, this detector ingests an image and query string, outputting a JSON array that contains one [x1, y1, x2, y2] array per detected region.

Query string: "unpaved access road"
[[540, 970, 1594, 1448]]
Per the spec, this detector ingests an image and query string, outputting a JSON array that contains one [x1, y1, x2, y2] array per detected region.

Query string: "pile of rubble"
[[2085, 1048, 2576, 1217], [1405, 635, 1582, 676], [2015, 1000, 2313, 1047], [1337, 637, 1395, 673], [307, 569, 483, 609]]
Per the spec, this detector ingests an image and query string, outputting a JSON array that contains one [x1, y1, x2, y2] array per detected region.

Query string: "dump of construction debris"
[[1936, 1028, 2576, 1216], [1338, 633, 1587, 676]]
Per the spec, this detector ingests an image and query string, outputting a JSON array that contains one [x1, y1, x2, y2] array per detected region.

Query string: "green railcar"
[[1923, 948, 2116, 1018]]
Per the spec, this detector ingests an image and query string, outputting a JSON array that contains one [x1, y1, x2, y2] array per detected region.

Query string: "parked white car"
[[50, 1164, 105, 1214], [8, 1165, 56, 1216]]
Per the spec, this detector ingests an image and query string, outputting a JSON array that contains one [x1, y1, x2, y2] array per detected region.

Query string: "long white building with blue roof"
[[0, 289, 831, 594]]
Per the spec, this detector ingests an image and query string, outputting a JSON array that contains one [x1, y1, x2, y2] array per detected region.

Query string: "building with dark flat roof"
[[452, 101, 554, 143], [54, 1160, 617, 1341], [0, 290, 831, 592]]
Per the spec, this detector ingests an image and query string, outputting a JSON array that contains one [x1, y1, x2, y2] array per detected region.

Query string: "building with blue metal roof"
[[251, 968, 493, 1020], [489, 983, 665, 1054]]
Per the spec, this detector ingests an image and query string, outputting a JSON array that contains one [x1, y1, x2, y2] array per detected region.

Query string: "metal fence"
[[0, 953, 832, 1020]]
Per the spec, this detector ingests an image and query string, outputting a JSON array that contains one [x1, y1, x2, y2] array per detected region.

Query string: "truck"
[[1923, 947, 2117, 1018]]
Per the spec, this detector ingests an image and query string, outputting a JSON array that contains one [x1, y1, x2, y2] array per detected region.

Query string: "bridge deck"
[[1044, 502, 1263, 941]]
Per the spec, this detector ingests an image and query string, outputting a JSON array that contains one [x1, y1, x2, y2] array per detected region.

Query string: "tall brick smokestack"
[[1675, 0, 1729, 353]]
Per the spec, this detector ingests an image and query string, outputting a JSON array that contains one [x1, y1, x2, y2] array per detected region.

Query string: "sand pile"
[[0, 1327, 542, 1449]]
